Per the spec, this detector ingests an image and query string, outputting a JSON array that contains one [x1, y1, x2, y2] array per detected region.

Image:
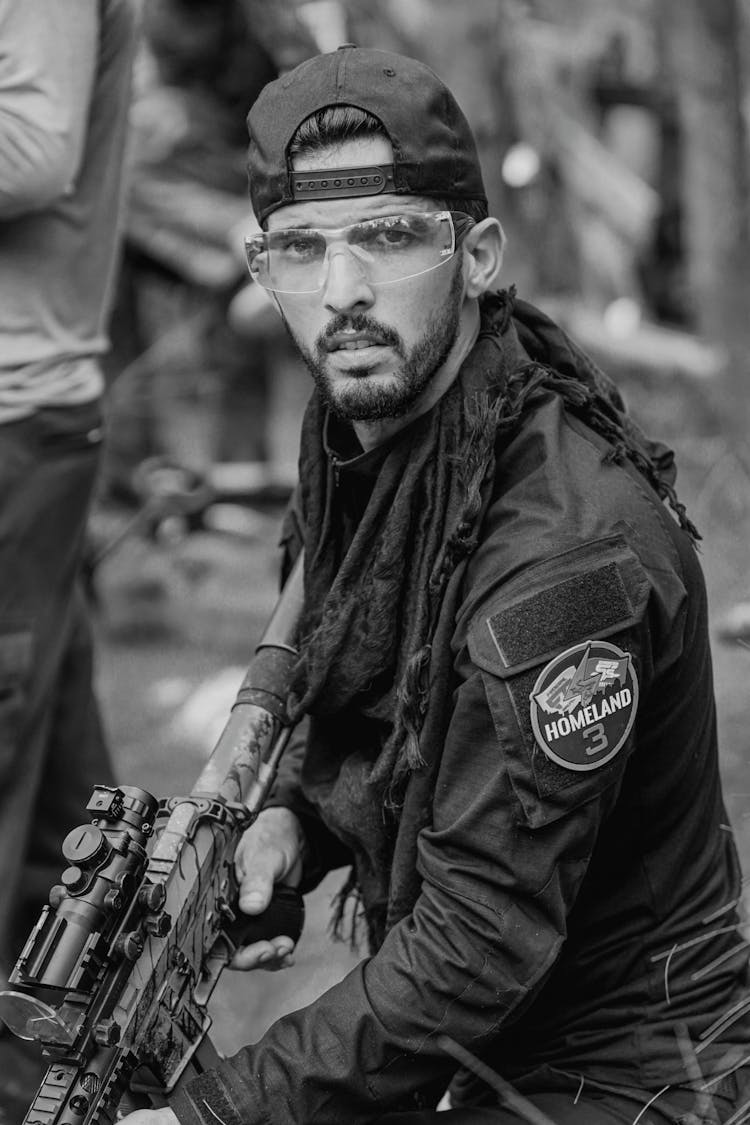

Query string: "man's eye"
[[381, 228, 415, 247], [359, 224, 417, 251], [276, 235, 322, 259]]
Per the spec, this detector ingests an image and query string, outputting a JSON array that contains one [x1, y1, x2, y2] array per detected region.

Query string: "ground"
[[89, 397, 750, 1059]]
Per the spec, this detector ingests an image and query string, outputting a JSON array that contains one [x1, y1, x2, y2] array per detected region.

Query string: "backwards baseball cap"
[[246, 45, 487, 225]]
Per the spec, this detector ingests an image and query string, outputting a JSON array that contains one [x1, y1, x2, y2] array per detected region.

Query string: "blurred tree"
[[346, 0, 559, 293], [346, 0, 663, 301], [243, 0, 321, 73], [659, 0, 750, 438]]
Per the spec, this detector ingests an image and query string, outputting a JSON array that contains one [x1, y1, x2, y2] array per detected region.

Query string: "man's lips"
[[324, 333, 390, 352]]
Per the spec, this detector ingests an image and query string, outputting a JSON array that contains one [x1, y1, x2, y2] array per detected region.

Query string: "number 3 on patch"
[[582, 722, 608, 756], [530, 640, 639, 772]]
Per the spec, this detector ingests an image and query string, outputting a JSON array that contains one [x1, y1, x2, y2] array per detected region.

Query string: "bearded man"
[[121, 46, 750, 1125]]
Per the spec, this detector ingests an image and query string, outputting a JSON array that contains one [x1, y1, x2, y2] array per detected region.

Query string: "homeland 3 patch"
[[530, 640, 638, 771]]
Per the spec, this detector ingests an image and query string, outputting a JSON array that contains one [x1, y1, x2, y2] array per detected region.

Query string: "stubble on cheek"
[[277, 310, 408, 417], [277, 263, 464, 421]]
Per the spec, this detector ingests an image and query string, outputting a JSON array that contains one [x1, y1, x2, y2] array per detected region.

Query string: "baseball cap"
[[246, 45, 487, 225]]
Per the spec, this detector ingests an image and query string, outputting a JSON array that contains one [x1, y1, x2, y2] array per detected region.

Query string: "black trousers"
[[380, 1062, 746, 1125], [0, 403, 115, 1120], [385, 1097, 689, 1124]]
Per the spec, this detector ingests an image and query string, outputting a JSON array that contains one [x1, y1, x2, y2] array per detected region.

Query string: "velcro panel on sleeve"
[[469, 534, 649, 680]]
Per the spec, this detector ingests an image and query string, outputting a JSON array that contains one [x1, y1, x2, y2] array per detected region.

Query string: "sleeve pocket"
[[468, 534, 650, 828], [480, 661, 633, 829]]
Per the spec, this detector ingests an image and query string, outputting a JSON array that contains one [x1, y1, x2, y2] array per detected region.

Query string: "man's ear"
[[463, 218, 506, 299]]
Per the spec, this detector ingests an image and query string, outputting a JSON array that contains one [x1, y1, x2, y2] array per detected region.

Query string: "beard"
[[283, 264, 464, 422]]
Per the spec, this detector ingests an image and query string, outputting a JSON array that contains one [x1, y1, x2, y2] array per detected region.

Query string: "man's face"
[[265, 136, 467, 423]]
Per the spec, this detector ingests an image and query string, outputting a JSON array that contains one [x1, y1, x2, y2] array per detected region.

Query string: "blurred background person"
[[0, 0, 140, 1117], [102, 0, 318, 503]]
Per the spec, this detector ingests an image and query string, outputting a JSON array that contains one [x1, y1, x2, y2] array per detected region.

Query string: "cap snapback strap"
[[290, 164, 396, 202]]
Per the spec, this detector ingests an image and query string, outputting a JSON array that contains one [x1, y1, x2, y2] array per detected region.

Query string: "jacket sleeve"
[[261, 491, 354, 888], [264, 718, 355, 893], [169, 537, 658, 1125], [0, 0, 98, 218]]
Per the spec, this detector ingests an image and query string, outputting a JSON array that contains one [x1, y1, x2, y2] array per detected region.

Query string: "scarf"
[[286, 290, 695, 949]]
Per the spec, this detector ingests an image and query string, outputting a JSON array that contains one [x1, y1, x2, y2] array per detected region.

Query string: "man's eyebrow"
[[272, 221, 319, 232], [270, 213, 411, 233]]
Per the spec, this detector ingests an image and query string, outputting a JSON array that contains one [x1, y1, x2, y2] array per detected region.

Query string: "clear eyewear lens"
[[245, 211, 462, 294]]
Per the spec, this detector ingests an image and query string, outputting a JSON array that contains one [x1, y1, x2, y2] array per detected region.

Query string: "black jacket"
[[172, 328, 749, 1125]]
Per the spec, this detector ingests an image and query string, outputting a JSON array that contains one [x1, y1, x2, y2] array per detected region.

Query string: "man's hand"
[[116, 1109, 178, 1125], [230, 807, 306, 971]]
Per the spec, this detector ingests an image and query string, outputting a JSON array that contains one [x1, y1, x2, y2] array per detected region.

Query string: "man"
[[0, 1, 139, 1118], [123, 47, 750, 1124]]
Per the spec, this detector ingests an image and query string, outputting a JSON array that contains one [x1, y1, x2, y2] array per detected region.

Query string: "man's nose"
[[322, 246, 375, 313]]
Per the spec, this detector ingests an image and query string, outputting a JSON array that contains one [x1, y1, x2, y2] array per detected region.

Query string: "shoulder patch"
[[529, 639, 638, 771]]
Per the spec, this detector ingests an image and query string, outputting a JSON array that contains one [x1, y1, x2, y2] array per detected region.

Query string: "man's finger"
[[235, 849, 281, 913], [238, 879, 274, 914], [116, 1110, 178, 1124], [229, 935, 296, 971], [235, 838, 289, 914]]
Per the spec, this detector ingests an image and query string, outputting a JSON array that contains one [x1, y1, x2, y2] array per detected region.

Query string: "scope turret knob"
[[114, 870, 135, 898], [61, 865, 85, 893], [138, 882, 167, 913], [144, 910, 171, 937], [49, 884, 68, 908], [103, 888, 123, 912], [114, 930, 144, 961], [62, 824, 108, 867], [94, 1018, 121, 1047]]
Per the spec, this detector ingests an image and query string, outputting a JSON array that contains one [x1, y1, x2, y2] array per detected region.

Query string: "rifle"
[[0, 555, 305, 1123]]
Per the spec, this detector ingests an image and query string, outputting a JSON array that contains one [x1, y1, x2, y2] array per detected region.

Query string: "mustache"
[[316, 314, 404, 355]]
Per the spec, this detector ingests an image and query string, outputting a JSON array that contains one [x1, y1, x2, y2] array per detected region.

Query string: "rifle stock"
[[0, 554, 305, 1124]]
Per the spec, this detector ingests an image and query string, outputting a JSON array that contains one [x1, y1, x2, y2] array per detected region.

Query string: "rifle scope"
[[0, 785, 157, 1044]]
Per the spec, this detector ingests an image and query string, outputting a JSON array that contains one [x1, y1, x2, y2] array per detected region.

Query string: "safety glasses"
[[244, 210, 475, 294]]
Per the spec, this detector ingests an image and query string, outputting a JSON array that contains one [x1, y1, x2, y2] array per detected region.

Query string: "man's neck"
[[352, 301, 481, 452]]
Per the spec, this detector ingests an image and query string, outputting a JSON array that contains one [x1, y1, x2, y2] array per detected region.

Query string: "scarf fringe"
[[387, 391, 507, 802], [396, 644, 431, 774], [330, 868, 384, 952]]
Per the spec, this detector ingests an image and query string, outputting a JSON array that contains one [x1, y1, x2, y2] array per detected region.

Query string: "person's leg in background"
[[0, 405, 113, 1122], [14, 589, 115, 949]]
